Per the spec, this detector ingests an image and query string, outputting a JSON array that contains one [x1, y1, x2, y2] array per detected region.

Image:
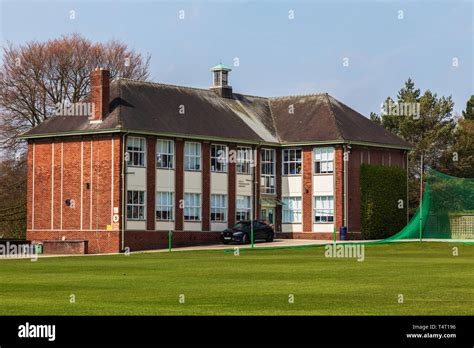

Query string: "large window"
[[282, 197, 302, 223], [236, 196, 251, 221], [184, 142, 201, 171], [314, 196, 334, 223], [211, 194, 227, 222], [184, 193, 201, 221], [261, 148, 276, 194], [127, 191, 145, 220], [156, 139, 174, 169], [127, 137, 146, 167], [314, 147, 334, 174], [282, 149, 302, 175], [237, 146, 252, 174], [211, 144, 228, 172], [156, 192, 174, 220]]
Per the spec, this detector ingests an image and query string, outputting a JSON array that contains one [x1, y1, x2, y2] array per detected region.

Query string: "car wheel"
[[241, 234, 249, 244], [266, 232, 274, 242]]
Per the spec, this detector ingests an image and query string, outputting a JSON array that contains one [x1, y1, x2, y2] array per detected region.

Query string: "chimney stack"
[[90, 68, 110, 123]]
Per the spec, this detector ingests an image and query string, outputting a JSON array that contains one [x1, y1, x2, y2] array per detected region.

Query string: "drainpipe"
[[121, 132, 129, 252], [343, 144, 349, 230]]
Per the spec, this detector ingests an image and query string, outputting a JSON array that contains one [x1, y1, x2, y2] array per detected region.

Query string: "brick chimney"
[[90, 68, 110, 123]]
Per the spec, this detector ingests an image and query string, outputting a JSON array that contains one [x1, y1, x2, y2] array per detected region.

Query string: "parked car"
[[221, 220, 274, 244]]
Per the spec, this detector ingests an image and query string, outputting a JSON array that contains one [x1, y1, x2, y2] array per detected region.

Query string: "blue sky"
[[0, 0, 472, 116]]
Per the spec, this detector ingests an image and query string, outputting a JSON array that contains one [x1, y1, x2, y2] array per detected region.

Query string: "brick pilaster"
[[302, 146, 313, 232], [146, 137, 156, 231], [228, 144, 237, 227], [275, 148, 282, 232], [202, 142, 211, 231], [255, 147, 261, 220], [335, 145, 344, 236], [175, 140, 184, 231]]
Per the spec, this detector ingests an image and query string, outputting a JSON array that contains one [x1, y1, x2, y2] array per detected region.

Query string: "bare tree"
[[0, 34, 151, 237], [0, 33, 151, 153]]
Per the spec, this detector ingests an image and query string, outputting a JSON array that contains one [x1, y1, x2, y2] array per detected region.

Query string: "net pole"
[[419, 152, 423, 242]]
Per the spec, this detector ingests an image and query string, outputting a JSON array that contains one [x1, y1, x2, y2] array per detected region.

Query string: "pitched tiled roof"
[[23, 79, 412, 149]]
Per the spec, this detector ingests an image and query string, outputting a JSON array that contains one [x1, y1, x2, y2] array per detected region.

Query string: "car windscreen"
[[233, 222, 249, 230]]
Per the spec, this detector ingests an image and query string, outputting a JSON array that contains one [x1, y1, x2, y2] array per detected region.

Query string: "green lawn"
[[0, 242, 472, 315]]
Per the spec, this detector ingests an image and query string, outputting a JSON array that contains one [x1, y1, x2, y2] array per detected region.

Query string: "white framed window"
[[156, 192, 174, 220], [126, 137, 146, 167], [236, 195, 251, 221], [184, 193, 201, 221], [282, 149, 302, 175], [127, 190, 145, 220], [237, 146, 252, 174], [314, 196, 334, 223], [261, 148, 276, 194], [156, 139, 174, 169], [184, 142, 201, 171], [314, 147, 334, 174], [211, 144, 228, 172], [282, 196, 302, 223], [211, 194, 227, 222]]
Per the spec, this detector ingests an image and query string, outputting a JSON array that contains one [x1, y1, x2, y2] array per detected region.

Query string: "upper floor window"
[[211, 194, 227, 222], [261, 148, 276, 194], [127, 190, 145, 220], [237, 146, 252, 174], [314, 147, 334, 174], [127, 137, 146, 167], [282, 149, 302, 175], [184, 142, 201, 171], [184, 193, 201, 221], [211, 144, 228, 172], [156, 139, 174, 169], [282, 196, 302, 223]]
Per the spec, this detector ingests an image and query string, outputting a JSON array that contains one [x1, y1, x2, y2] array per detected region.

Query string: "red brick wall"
[[26, 135, 121, 254], [125, 231, 221, 251], [227, 143, 237, 227], [335, 145, 344, 234], [302, 146, 313, 233], [174, 140, 184, 231], [202, 142, 211, 231], [43, 240, 88, 254], [146, 137, 156, 231]]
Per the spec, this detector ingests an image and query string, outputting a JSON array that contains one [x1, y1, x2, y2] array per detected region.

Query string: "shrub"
[[360, 164, 407, 240]]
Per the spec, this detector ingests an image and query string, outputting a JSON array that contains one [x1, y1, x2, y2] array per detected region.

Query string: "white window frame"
[[127, 190, 146, 220], [126, 137, 146, 167], [156, 192, 174, 221], [236, 195, 251, 221], [211, 194, 227, 222], [282, 196, 302, 223], [184, 193, 201, 221], [282, 148, 302, 175], [314, 195, 334, 223], [211, 144, 228, 173], [156, 139, 174, 169], [314, 147, 334, 174], [261, 148, 276, 194], [184, 142, 201, 171], [237, 146, 252, 174]]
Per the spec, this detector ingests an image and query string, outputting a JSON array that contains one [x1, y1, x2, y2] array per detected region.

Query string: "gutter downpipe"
[[343, 144, 349, 231], [121, 132, 129, 252]]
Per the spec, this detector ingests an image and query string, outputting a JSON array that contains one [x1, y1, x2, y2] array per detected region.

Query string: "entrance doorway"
[[261, 207, 275, 225]]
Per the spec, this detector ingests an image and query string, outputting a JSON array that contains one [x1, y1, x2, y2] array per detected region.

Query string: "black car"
[[221, 220, 274, 244]]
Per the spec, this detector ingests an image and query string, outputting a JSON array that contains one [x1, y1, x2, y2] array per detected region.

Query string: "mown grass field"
[[0, 242, 472, 315]]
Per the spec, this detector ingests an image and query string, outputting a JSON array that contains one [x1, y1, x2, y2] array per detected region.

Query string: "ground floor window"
[[236, 195, 251, 221], [314, 196, 334, 223], [127, 190, 145, 220], [156, 192, 174, 220], [211, 194, 227, 222], [184, 193, 201, 221], [282, 196, 302, 223]]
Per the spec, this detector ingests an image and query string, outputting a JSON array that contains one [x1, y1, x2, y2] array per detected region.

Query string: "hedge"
[[360, 164, 407, 240]]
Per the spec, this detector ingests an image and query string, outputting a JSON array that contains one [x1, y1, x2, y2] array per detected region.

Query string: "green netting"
[[384, 169, 474, 242]]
